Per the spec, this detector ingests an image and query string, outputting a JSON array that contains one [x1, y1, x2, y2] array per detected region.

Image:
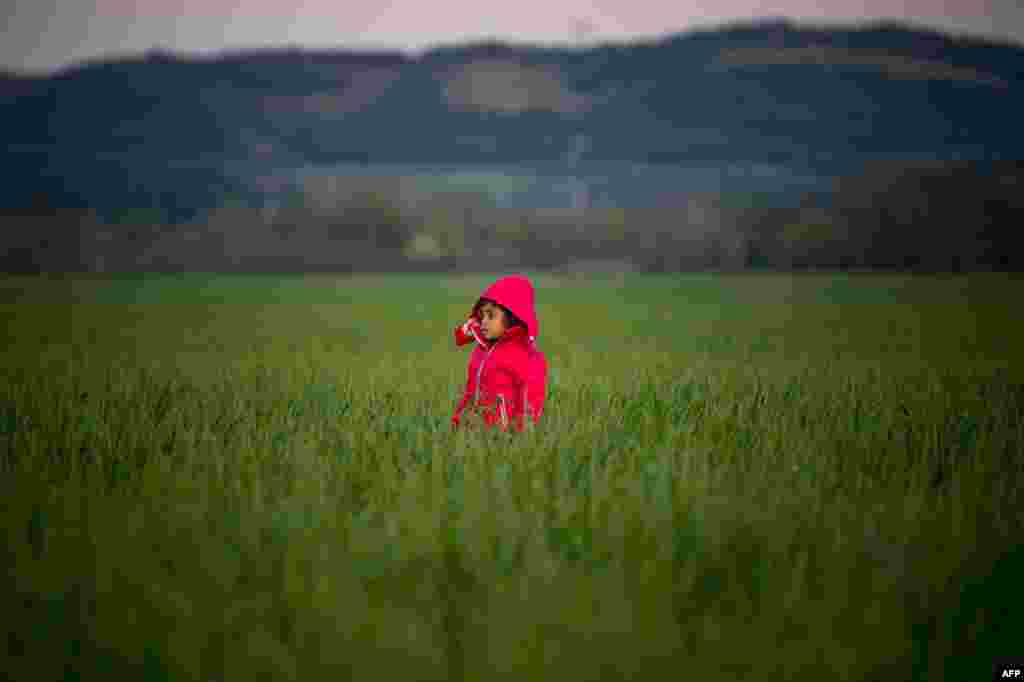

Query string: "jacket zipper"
[[498, 395, 508, 429], [473, 341, 497, 406]]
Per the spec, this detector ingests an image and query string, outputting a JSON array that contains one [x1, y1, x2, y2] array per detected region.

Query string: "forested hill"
[[3, 19, 1023, 218]]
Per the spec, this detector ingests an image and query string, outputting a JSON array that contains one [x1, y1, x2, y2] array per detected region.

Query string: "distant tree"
[[829, 159, 1023, 271]]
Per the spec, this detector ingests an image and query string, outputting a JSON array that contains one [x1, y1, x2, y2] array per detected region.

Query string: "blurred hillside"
[[1, 18, 1022, 272]]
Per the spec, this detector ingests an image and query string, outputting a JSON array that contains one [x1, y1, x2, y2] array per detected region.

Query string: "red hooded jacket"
[[452, 275, 547, 432]]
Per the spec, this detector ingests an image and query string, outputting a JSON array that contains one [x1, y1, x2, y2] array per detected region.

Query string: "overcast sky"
[[3, 0, 1020, 75]]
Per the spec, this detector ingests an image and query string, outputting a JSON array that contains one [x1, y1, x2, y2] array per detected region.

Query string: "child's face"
[[478, 302, 508, 340]]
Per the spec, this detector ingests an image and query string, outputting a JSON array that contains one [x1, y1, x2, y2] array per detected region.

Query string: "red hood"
[[472, 275, 539, 343]]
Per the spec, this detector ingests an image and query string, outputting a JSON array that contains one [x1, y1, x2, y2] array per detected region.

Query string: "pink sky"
[[92, 0, 996, 27], [4, 0, 1017, 74]]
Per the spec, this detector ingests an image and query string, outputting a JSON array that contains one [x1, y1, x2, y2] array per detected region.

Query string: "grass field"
[[2, 271, 1022, 681]]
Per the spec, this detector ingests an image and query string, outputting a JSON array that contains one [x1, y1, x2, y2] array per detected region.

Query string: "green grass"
[[2, 271, 1022, 681]]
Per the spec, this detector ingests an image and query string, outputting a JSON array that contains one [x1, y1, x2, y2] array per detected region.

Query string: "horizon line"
[[5, 16, 1021, 79]]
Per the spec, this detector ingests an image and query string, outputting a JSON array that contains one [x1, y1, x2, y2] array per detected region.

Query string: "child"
[[452, 275, 547, 432]]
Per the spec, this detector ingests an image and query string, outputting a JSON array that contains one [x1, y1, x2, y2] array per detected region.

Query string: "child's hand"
[[455, 316, 484, 348]]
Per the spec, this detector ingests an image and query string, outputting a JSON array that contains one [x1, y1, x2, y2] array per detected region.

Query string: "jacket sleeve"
[[454, 318, 484, 347], [518, 350, 547, 429]]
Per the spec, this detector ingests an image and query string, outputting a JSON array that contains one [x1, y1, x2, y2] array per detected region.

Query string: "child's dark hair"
[[504, 307, 524, 329], [478, 298, 523, 328]]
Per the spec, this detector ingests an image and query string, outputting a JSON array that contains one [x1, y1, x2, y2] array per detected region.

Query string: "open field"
[[2, 271, 1022, 681]]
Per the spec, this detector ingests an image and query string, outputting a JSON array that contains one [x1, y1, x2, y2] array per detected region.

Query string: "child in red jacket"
[[452, 275, 547, 432]]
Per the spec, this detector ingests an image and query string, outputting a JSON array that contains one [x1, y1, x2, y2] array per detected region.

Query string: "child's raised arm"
[[454, 316, 484, 348]]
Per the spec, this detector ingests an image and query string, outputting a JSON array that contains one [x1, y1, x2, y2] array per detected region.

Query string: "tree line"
[[2, 160, 1020, 274]]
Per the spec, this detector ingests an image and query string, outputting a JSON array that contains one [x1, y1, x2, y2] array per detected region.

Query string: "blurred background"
[[2, 1, 1022, 274]]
